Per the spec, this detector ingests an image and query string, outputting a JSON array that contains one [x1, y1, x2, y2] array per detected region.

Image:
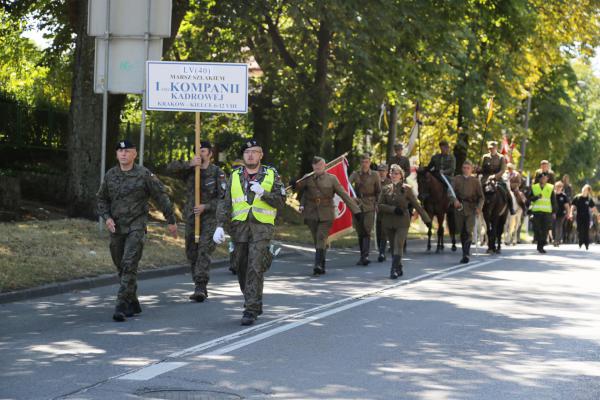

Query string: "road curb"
[[0, 246, 305, 304]]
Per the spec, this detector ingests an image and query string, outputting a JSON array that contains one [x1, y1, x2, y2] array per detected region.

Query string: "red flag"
[[500, 134, 512, 163], [326, 158, 356, 241]]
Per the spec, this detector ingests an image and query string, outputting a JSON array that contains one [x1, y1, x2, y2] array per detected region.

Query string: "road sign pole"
[[195, 112, 201, 243], [99, 0, 111, 232], [139, 0, 151, 166]]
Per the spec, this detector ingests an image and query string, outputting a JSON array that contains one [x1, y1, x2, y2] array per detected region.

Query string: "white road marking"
[[118, 362, 188, 381], [118, 258, 500, 381]]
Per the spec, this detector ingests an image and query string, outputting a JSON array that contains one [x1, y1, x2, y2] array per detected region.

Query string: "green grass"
[[0, 219, 227, 293]]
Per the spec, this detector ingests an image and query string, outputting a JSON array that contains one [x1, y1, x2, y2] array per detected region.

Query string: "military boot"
[[460, 241, 470, 263], [189, 283, 208, 302], [112, 303, 128, 322], [389, 256, 399, 280], [241, 311, 257, 326], [320, 248, 327, 275], [378, 240, 386, 262], [356, 236, 364, 265], [359, 237, 371, 266], [130, 296, 142, 315], [313, 249, 325, 275]]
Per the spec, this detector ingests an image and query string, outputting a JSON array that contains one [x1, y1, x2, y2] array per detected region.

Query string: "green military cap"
[[393, 143, 404, 149], [487, 140, 498, 148], [439, 139, 449, 146], [360, 153, 371, 160], [312, 156, 326, 164], [377, 163, 387, 171], [463, 159, 473, 166]]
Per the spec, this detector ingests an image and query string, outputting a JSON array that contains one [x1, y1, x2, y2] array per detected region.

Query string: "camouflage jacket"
[[96, 164, 176, 234], [429, 153, 456, 177], [166, 161, 226, 220], [217, 164, 286, 242]]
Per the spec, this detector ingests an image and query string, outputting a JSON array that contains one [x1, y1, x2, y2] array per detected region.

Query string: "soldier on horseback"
[[479, 141, 515, 215], [421, 140, 456, 199]]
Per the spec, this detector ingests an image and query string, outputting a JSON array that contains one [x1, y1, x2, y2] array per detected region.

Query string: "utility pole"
[[386, 103, 398, 165]]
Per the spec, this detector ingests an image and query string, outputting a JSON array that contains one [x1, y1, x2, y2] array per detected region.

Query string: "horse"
[[482, 177, 509, 254], [503, 187, 526, 245], [416, 168, 457, 253]]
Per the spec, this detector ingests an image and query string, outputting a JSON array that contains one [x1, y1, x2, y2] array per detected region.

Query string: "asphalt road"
[[1, 241, 599, 400]]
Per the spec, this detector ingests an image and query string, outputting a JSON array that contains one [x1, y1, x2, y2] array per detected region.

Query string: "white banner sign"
[[146, 61, 248, 113]]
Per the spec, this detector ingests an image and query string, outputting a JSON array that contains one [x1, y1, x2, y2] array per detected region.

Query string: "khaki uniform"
[[297, 173, 359, 249], [217, 165, 286, 317], [376, 177, 392, 258], [378, 182, 431, 259], [349, 169, 381, 263], [167, 161, 226, 286], [97, 164, 175, 308], [429, 153, 456, 179], [481, 152, 513, 213], [505, 170, 522, 191], [389, 155, 411, 178], [449, 175, 484, 255]]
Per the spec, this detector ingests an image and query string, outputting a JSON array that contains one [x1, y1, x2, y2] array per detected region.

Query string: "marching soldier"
[[167, 141, 226, 302], [349, 153, 381, 265], [479, 141, 515, 214], [533, 160, 556, 184], [376, 163, 391, 262], [448, 160, 484, 263], [297, 157, 360, 275], [214, 139, 286, 326], [97, 139, 177, 322], [389, 143, 411, 178], [377, 164, 431, 279], [528, 172, 556, 253]]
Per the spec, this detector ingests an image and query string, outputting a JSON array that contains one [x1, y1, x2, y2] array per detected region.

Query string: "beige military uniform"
[[349, 169, 381, 235], [298, 172, 359, 249], [449, 175, 484, 246], [480, 152, 507, 182], [378, 182, 431, 259], [389, 155, 411, 178]]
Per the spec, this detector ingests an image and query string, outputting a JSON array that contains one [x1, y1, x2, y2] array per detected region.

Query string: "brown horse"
[[482, 177, 509, 253], [417, 168, 457, 253]]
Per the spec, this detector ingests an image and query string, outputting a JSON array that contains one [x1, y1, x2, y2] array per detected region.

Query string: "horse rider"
[[421, 140, 456, 199], [479, 140, 515, 215]]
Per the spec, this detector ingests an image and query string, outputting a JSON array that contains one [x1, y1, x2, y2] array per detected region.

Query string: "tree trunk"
[[300, 19, 331, 174], [66, 0, 189, 218], [453, 99, 468, 174], [250, 87, 274, 162]]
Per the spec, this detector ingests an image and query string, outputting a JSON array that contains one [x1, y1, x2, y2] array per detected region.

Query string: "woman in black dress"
[[570, 184, 595, 250]]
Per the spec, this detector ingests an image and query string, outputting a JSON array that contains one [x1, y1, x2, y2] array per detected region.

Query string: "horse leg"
[[427, 224, 432, 251], [487, 223, 495, 254], [436, 215, 444, 253]]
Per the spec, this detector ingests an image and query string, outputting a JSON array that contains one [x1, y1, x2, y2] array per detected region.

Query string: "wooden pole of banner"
[[195, 112, 201, 243], [286, 152, 349, 191]]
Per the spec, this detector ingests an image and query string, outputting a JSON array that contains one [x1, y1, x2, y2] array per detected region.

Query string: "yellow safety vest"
[[231, 168, 277, 225], [531, 183, 554, 213]]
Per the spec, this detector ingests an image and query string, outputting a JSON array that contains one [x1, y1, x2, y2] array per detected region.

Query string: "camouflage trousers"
[[109, 229, 145, 307], [231, 239, 273, 316], [185, 215, 217, 285]]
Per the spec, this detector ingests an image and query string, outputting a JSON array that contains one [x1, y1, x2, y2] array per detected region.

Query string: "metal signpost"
[[88, 0, 171, 229], [146, 61, 249, 241]]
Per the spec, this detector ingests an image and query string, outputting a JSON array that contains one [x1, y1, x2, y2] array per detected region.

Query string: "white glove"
[[250, 181, 265, 196], [213, 227, 225, 244]]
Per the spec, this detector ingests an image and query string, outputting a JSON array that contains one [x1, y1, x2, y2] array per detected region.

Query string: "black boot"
[[130, 296, 142, 314], [313, 249, 324, 275], [390, 255, 403, 279], [360, 237, 371, 266], [460, 241, 470, 263], [356, 237, 364, 265], [241, 311, 257, 326], [378, 240, 386, 262], [189, 283, 208, 302], [113, 303, 128, 322]]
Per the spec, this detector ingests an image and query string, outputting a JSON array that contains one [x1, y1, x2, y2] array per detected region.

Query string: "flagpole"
[[286, 152, 350, 191]]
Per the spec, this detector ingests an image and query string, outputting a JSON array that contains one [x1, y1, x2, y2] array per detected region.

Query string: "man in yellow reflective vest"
[[528, 172, 556, 254], [214, 139, 286, 325]]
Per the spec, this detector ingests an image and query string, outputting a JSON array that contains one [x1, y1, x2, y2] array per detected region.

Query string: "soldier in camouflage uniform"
[[97, 140, 177, 322], [214, 139, 286, 326], [349, 153, 381, 265], [167, 141, 226, 302]]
